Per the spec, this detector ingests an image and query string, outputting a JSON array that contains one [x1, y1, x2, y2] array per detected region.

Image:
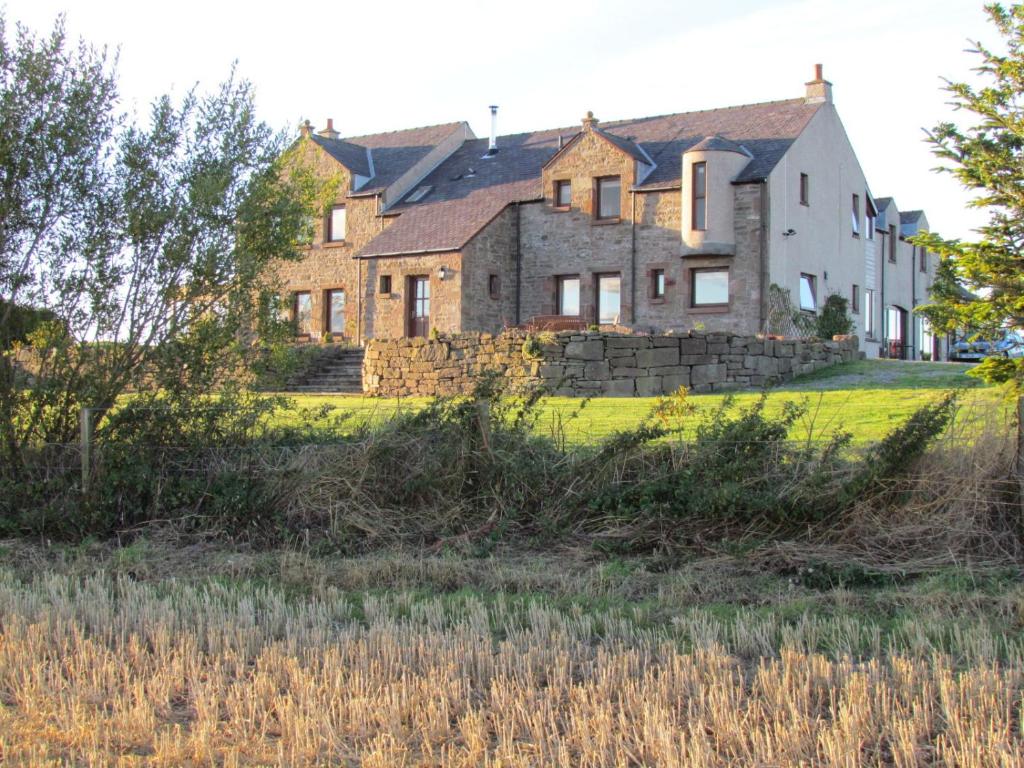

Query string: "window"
[[298, 215, 315, 246], [406, 185, 433, 203], [799, 274, 817, 312], [919, 247, 928, 273], [379, 274, 392, 294], [328, 205, 346, 242], [920, 317, 935, 359], [888, 225, 897, 263], [556, 275, 580, 316], [293, 291, 313, 335], [865, 289, 876, 337], [488, 274, 500, 299], [851, 194, 860, 237], [325, 289, 345, 334], [595, 176, 620, 220], [651, 269, 665, 300], [596, 274, 621, 324], [691, 268, 729, 307], [692, 162, 707, 230], [865, 196, 875, 240], [554, 180, 571, 209], [851, 284, 860, 314], [799, 173, 809, 206]]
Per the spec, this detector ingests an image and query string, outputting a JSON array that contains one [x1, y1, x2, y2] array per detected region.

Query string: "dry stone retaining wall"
[[363, 331, 860, 398]]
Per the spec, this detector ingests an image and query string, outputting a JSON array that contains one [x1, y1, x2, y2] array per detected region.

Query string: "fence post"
[[478, 398, 491, 455], [80, 407, 94, 494]]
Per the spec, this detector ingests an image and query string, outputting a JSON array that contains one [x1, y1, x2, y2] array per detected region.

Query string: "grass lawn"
[[273, 359, 1003, 444]]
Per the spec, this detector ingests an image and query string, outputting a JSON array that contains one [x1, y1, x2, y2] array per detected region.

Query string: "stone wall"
[[363, 330, 860, 398]]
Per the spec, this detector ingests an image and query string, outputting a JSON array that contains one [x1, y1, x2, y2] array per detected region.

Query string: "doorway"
[[325, 289, 346, 336], [596, 273, 621, 325], [407, 275, 430, 337], [886, 305, 908, 359]]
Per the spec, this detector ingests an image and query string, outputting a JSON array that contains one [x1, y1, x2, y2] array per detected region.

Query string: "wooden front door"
[[407, 275, 430, 337]]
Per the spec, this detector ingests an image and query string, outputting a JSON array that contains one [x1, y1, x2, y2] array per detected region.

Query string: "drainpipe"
[[514, 202, 522, 325], [758, 180, 770, 331], [630, 190, 637, 324], [910, 243, 916, 360], [879, 229, 886, 355]]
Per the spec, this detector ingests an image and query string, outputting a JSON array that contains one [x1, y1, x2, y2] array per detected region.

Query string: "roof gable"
[[310, 135, 372, 178]]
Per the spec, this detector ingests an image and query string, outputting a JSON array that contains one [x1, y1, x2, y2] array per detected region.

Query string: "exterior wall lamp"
[[438, 265, 448, 280]]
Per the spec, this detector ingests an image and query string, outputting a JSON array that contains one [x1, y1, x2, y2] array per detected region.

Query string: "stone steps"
[[286, 347, 364, 394]]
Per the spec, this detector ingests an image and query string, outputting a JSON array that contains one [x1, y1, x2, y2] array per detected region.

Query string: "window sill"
[[323, 240, 348, 248], [489, 294, 501, 301], [689, 304, 729, 315], [800, 201, 809, 207], [592, 217, 621, 226], [852, 233, 860, 239], [649, 297, 666, 305], [552, 205, 570, 212]]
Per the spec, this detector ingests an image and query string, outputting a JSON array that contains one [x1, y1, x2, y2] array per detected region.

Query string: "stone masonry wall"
[[363, 330, 860, 398]]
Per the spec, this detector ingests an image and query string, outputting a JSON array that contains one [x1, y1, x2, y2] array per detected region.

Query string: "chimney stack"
[[582, 110, 599, 131], [805, 64, 833, 105], [486, 105, 499, 156], [317, 118, 340, 140], [299, 119, 313, 138]]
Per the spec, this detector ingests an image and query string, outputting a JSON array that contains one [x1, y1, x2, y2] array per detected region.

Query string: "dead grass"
[[0, 563, 1022, 766]]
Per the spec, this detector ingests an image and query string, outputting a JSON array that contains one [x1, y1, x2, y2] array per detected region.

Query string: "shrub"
[[816, 293, 855, 339]]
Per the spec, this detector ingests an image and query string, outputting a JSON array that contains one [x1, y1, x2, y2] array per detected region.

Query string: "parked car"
[[994, 329, 1024, 358], [949, 336, 992, 362], [949, 329, 1024, 361]]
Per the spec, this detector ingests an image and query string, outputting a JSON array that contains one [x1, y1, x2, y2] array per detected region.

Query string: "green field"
[[275, 359, 1002, 444]]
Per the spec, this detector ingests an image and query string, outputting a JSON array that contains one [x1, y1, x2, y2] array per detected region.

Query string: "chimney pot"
[[317, 118, 340, 140], [804, 64, 833, 105], [486, 105, 499, 155]]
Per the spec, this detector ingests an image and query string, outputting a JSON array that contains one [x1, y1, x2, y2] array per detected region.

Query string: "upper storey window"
[[851, 194, 860, 237], [799, 173, 809, 206], [692, 162, 707, 230], [554, 180, 571, 209], [328, 205, 347, 242], [595, 176, 620, 220]]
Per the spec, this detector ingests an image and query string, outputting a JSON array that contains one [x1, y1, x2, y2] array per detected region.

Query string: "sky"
[[3, 0, 998, 241]]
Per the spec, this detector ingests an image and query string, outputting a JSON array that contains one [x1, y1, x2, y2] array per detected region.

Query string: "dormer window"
[[406, 186, 433, 203], [595, 176, 620, 220], [328, 205, 346, 242], [692, 162, 707, 230]]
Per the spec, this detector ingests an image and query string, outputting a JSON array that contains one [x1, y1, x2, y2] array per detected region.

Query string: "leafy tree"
[[914, 3, 1024, 383], [0, 13, 331, 469]]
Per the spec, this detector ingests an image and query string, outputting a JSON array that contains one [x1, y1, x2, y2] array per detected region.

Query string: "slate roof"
[[685, 135, 752, 156], [309, 122, 467, 196], [900, 209, 924, 224], [310, 135, 372, 178], [355, 98, 821, 258]]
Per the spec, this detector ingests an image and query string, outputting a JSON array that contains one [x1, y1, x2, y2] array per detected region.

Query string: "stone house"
[[277, 66, 942, 360]]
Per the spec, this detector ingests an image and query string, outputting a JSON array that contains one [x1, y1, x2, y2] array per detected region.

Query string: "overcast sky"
[[4, 0, 998, 240]]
